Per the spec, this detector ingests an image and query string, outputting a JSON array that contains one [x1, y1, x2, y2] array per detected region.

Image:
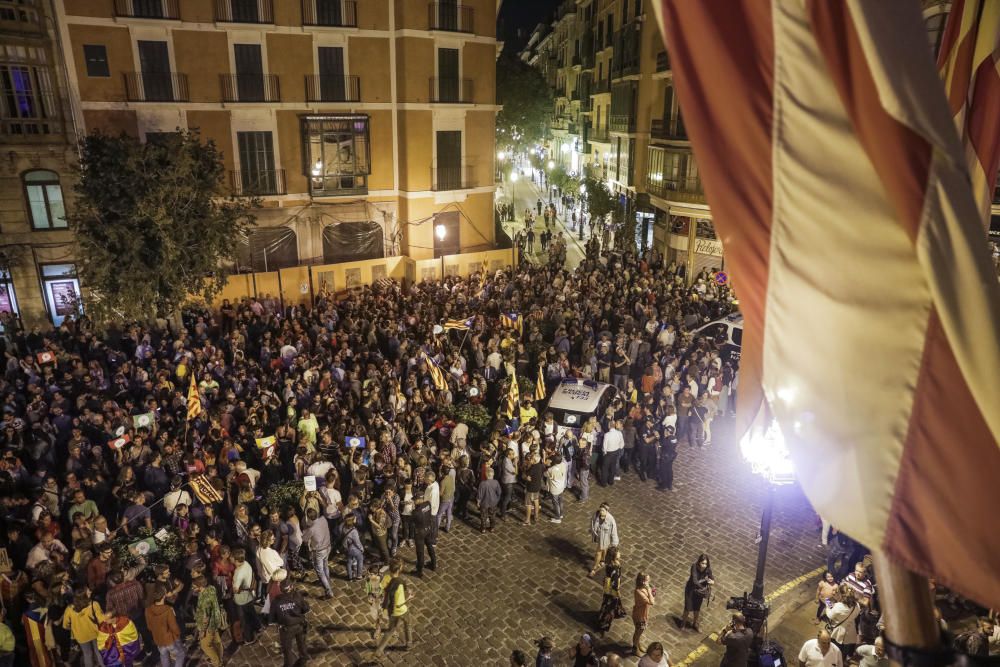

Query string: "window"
[[83, 45, 109, 77], [144, 130, 181, 144], [40, 263, 81, 326], [23, 170, 66, 229], [0, 54, 59, 135], [303, 114, 370, 196], [236, 131, 281, 195], [0, 0, 40, 25], [0, 269, 18, 327]]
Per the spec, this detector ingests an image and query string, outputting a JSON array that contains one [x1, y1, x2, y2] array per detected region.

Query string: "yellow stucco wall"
[[67, 24, 130, 103]]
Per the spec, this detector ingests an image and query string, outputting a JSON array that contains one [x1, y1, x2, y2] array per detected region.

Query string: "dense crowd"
[[0, 235, 751, 667]]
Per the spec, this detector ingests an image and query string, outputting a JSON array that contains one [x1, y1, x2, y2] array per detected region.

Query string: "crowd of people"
[[0, 216, 755, 667]]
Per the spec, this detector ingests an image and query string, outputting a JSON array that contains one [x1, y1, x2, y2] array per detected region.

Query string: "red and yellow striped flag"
[[534, 365, 546, 401], [937, 0, 1000, 227], [186, 375, 202, 421], [504, 370, 520, 420]]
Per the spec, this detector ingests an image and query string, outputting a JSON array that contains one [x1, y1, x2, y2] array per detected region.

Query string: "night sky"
[[498, 0, 561, 54]]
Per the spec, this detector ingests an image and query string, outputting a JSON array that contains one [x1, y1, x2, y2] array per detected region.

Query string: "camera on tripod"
[[726, 592, 770, 631]]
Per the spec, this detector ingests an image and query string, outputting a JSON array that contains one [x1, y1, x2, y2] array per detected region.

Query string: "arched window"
[[23, 170, 66, 229]]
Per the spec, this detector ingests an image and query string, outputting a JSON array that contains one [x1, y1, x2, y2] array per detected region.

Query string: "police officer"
[[412, 496, 437, 577], [658, 425, 679, 491], [271, 578, 310, 667]]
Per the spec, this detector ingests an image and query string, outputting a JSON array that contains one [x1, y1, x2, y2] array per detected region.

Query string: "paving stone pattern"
[[223, 419, 826, 667]]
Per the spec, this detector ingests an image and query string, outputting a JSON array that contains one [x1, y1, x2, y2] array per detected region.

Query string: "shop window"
[[40, 263, 81, 326]]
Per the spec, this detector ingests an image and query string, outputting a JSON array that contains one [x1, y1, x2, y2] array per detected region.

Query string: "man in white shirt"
[[601, 420, 625, 487], [424, 470, 440, 518], [798, 630, 843, 667], [544, 454, 567, 523]]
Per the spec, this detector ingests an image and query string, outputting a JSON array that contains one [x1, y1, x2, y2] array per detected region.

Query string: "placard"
[[303, 475, 317, 492], [0, 547, 10, 574], [345, 436, 366, 448], [49, 280, 78, 316]]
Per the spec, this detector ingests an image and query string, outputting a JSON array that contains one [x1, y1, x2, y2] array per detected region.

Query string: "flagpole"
[[872, 551, 943, 667]]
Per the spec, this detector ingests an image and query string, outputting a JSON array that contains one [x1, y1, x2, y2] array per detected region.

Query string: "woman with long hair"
[[631, 572, 656, 656], [825, 584, 860, 657], [681, 553, 714, 631], [597, 546, 625, 635]]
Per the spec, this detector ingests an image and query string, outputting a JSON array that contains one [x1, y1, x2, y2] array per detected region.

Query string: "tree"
[[549, 164, 576, 195], [68, 130, 257, 324], [581, 176, 615, 224], [496, 53, 554, 151]]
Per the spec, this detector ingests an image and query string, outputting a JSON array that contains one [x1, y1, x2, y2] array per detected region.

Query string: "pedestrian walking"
[[597, 547, 625, 635], [61, 590, 103, 667], [657, 425, 679, 491], [545, 453, 567, 523], [476, 468, 501, 532], [145, 585, 186, 667], [601, 420, 625, 486], [824, 585, 860, 658], [375, 558, 411, 657], [588, 503, 620, 577], [364, 565, 384, 641], [455, 456, 476, 521], [192, 576, 225, 667], [523, 453, 544, 525], [231, 548, 261, 644], [681, 554, 715, 632], [797, 630, 843, 667], [302, 508, 334, 598], [499, 448, 518, 518], [631, 572, 656, 656], [412, 497, 437, 576], [271, 578, 310, 667], [341, 514, 365, 582]]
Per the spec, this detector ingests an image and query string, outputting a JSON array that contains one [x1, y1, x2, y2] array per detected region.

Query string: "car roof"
[[546, 379, 614, 413]]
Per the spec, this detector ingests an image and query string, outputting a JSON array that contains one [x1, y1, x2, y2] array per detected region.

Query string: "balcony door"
[[231, 0, 259, 23], [234, 43, 264, 101], [314, 0, 343, 26], [138, 40, 171, 102], [131, 0, 165, 18], [437, 48, 459, 102], [436, 130, 462, 190], [237, 131, 276, 194], [437, 0, 458, 30], [318, 46, 345, 102]]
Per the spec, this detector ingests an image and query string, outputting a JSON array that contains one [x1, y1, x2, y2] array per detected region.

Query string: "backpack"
[[382, 577, 402, 612]]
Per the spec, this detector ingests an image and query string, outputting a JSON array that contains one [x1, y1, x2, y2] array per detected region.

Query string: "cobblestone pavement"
[[221, 417, 826, 667]]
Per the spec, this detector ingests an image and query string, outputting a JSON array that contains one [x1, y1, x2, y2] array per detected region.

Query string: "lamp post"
[[509, 170, 519, 210], [436, 223, 447, 279], [736, 413, 795, 663]]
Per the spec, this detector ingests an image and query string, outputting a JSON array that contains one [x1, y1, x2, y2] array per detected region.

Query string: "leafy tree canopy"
[[581, 175, 615, 222], [68, 130, 256, 325], [496, 53, 554, 151]]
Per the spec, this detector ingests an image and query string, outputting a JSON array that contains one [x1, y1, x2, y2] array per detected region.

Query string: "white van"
[[544, 378, 617, 437]]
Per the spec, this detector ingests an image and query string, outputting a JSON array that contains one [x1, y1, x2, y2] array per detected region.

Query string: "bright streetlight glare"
[[739, 418, 795, 485], [547, 160, 555, 169], [510, 171, 519, 182], [435, 224, 446, 241], [497, 151, 505, 161], [579, 183, 587, 194], [560, 144, 570, 153]]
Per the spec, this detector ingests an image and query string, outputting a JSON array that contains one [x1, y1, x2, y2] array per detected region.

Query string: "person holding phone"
[[631, 572, 656, 656]]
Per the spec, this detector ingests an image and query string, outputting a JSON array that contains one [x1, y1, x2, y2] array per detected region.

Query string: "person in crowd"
[[145, 584, 185, 667], [815, 571, 839, 622], [798, 629, 844, 667], [272, 577, 310, 667], [681, 554, 714, 632], [569, 633, 600, 667], [192, 575, 225, 667], [631, 572, 656, 656], [638, 641, 670, 667], [825, 584, 860, 657], [375, 557, 410, 657], [589, 503, 620, 577], [854, 636, 888, 667], [597, 547, 624, 636], [718, 613, 753, 667], [477, 468, 502, 533], [61, 589, 103, 667]]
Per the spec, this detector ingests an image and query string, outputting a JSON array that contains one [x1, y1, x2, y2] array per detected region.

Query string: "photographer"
[[717, 613, 753, 667]]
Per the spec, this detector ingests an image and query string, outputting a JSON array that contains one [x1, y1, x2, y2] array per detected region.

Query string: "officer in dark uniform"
[[658, 425, 679, 491], [412, 496, 437, 577], [271, 578, 310, 667]]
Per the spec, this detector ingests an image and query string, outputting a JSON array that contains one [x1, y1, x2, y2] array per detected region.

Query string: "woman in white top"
[[255, 531, 285, 610], [638, 641, 670, 667], [825, 584, 861, 657]]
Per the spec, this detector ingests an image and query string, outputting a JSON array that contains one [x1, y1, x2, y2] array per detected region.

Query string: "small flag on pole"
[[504, 371, 520, 420], [255, 435, 276, 459], [186, 375, 202, 421], [132, 412, 155, 431], [500, 312, 523, 335], [189, 474, 223, 504], [443, 317, 474, 331], [345, 436, 367, 448], [535, 365, 546, 401], [108, 434, 131, 451]]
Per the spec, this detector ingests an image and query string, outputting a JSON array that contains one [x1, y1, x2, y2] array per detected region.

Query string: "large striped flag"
[[190, 474, 224, 504], [97, 616, 143, 667], [503, 370, 520, 420], [443, 317, 474, 331], [652, 0, 1000, 608], [186, 374, 201, 421], [937, 0, 1000, 227], [426, 356, 449, 391], [500, 312, 523, 334]]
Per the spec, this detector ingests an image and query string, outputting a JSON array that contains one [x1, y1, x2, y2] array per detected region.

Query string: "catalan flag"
[[535, 365, 546, 401], [189, 474, 223, 504], [443, 317, 474, 331], [503, 370, 520, 420], [500, 312, 523, 335], [937, 0, 1000, 228], [186, 374, 202, 421], [426, 357, 449, 391]]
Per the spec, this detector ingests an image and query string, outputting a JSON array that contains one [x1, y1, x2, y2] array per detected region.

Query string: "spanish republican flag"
[[186, 374, 201, 421], [653, 0, 1000, 608], [97, 616, 142, 667]]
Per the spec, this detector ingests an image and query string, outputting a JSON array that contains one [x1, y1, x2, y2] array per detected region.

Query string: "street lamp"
[[732, 409, 794, 663], [509, 171, 519, 208], [547, 160, 555, 170]]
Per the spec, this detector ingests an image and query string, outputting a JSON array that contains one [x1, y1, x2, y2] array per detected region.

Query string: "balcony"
[[113, 0, 180, 19], [301, 0, 357, 27], [305, 75, 360, 102], [572, 54, 581, 68], [570, 89, 580, 101], [124, 72, 189, 102], [610, 113, 636, 133], [428, 2, 474, 33], [650, 118, 687, 141], [430, 77, 473, 103], [594, 79, 609, 94], [221, 74, 280, 102], [432, 164, 477, 191], [230, 169, 286, 196], [589, 127, 610, 143], [647, 175, 704, 204], [215, 0, 273, 23], [656, 51, 670, 73]]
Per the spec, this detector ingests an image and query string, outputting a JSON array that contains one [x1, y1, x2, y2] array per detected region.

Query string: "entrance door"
[[138, 40, 171, 101]]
